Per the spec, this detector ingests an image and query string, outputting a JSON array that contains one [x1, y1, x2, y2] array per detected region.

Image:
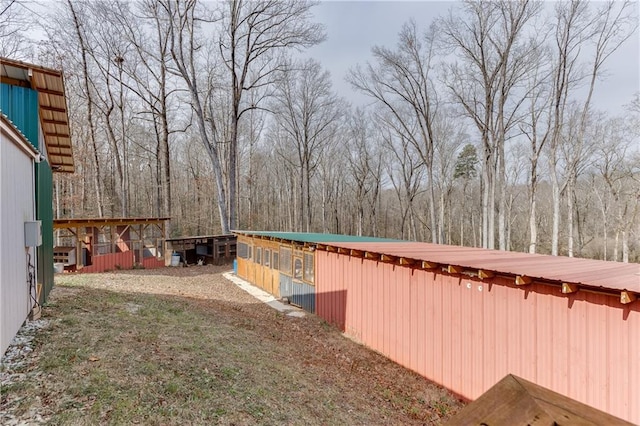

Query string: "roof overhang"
[[53, 217, 171, 229], [0, 57, 74, 173]]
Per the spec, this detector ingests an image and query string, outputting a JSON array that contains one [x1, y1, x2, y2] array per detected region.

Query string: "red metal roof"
[[321, 241, 640, 293]]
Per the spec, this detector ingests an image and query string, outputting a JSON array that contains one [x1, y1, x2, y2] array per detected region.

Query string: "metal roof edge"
[[0, 112, 39, 159], [317, 240, 640, 299], [232, 230, 402, 244]]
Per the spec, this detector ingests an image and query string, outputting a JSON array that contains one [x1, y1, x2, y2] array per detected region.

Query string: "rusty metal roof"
[[321, 241, 640, 294], [1, 57, 74, 173]]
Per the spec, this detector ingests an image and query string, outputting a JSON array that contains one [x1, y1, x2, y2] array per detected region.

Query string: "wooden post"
[[478, 269, 494, 280], [421, 261, 439, 270], [75, 226, 82, 269], [447, 265, 462, 274], [621, 291, 636, 304]]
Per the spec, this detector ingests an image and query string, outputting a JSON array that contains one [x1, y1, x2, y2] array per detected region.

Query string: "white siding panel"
[[1, 130, 35, 356]]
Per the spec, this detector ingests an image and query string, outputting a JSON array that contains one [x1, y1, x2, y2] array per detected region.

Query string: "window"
[[280, 247, 292, 274], [238, 242, 249, 259], [264, 249, 271, 267], [293, 257, 303, 280], [272, 252, 279, 270], [304, 252, 314, 283], [256, 247, 262, 265]]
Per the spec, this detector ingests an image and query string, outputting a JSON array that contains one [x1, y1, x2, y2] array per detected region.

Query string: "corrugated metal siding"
[[290, 280, 315, 313], [0, 84, 39, 148], [141, 257, 164, 269], [0, 133, 35, 355], [315, 251, 640, 424], [278, 275, 315, 313], [36, 161, 54, 303], [80, 252, 135, 273]]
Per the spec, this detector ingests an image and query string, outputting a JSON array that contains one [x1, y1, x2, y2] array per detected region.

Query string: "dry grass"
[[1, 266, 462, 425]]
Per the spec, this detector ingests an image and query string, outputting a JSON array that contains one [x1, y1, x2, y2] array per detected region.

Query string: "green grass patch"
[[1, 273, 462, 425]]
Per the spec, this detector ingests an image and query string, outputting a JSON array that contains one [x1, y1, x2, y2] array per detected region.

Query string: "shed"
[[234, 231, 395, 312], [234, 230, 640, 424], [53, 217, 169, 272], [1, 57, 74, 355], [166, 234, 237, 266]]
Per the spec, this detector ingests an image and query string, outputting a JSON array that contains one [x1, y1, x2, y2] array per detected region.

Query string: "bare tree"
[[349, 20, 442, 243], [345, 109, 383, 236], [379, 121, 424, 241], [270, 59, 342, 232], [216, 0, 325, 230], [592, 116, 638, 262], [0, 0, 30, 58], [157, 0, 233, 233], [64, 0, 105, 217], [519, 43, 553, 253], [546, 0, 637, 256], [440, 0, 541, 249]]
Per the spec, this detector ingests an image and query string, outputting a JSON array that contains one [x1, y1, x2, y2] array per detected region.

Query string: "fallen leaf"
[[89, 356, 100, 362]]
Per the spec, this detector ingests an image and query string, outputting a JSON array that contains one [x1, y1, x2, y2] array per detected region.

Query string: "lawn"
[[1, 265, 462, 425]]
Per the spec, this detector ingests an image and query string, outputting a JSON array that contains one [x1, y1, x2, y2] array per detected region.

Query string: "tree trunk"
[[68, 0, 104, 217]]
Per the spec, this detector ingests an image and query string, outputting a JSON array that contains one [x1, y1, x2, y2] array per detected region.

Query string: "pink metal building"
[[234, 231, 639, 423]]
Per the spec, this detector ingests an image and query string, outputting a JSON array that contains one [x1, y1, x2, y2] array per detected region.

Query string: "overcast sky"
[[305, 1, 640, 114]]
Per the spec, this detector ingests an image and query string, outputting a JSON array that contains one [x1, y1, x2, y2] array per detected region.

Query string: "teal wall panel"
[[0, 83, 39, 149]]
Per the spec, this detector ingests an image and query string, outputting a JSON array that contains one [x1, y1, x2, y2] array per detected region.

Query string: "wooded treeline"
[[2, 0, 638, 261]]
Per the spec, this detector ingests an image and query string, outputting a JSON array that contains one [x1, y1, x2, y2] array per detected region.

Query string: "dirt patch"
[[1, 266, 463, 425]]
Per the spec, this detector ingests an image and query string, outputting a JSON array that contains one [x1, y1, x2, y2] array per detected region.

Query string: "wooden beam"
[[478, 269, 494, 280], [515, 275, 533, 286], [447, 265, 462, 274], [34, 87, 64, 96], [364, 251, 379, 260], [350, 249, 364, 258], [621, 291, 636, 305], [337, 247, 350, 255], [381, 254, 397, 263], [31, 67, 63, 78], [39, 105, 66, 113], [399, 257, 415, 266], [43, 143, 71, 149], [326, 245, 337, 252], [0, 76, 30, 87], [561, 283, 578, 294], [421, 261, 439, 269], [316, 244, 327, 251], [42, 119, 67, 125]]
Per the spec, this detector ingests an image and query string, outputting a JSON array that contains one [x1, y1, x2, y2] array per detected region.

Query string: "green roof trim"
[[233, 230, 401, 244]]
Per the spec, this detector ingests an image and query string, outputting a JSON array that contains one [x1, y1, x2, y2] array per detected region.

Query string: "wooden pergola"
[[53, 217, 169, 270]]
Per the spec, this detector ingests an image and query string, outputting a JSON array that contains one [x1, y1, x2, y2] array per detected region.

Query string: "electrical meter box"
[[24, 220, 42, 247]]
